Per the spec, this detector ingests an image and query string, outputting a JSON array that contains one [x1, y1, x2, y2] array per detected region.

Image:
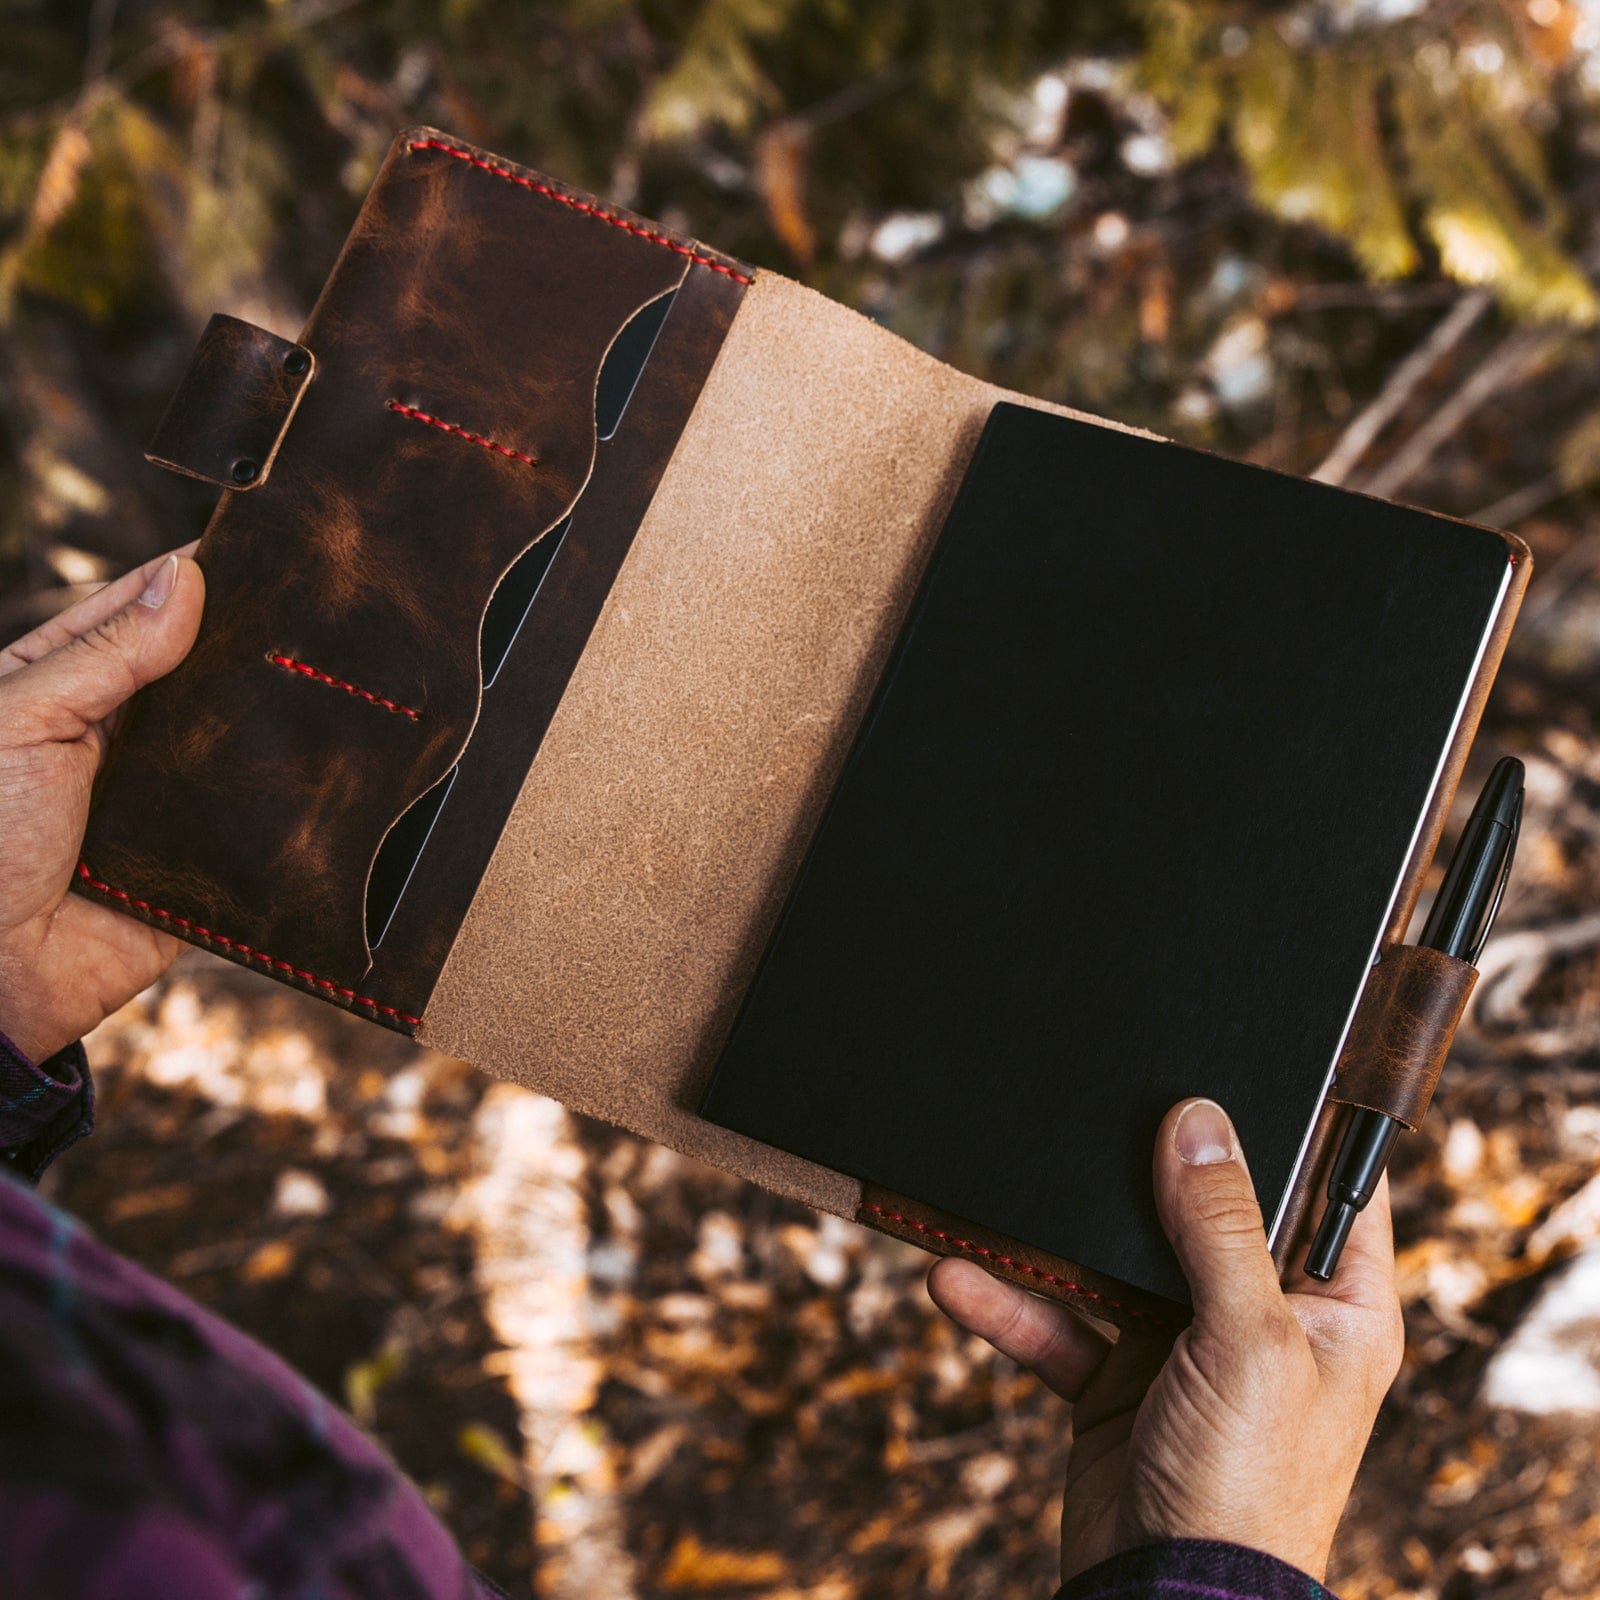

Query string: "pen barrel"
[[1328, 1112, 1403, 1209], [1418, 757, 1523, 961]]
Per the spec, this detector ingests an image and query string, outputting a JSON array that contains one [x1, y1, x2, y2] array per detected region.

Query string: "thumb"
[[1154, 1098, 1284, 1323], [9, 555, 204, 737]]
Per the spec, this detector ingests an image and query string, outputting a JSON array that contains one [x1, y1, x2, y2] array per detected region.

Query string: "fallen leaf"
[[659, 1532, 788, 1590], [241, 1238, 295, 1282]]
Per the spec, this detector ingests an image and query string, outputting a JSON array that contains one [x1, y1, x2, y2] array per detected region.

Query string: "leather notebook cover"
[[75, 128, 1530, 1329], [698, 402, 1515, 1304]]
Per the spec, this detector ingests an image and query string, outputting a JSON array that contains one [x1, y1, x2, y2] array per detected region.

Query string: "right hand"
[[929, 1097, 1405, 1583]]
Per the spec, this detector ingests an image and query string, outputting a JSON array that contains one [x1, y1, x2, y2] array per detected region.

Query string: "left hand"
[[0, 547, 205, 1063]]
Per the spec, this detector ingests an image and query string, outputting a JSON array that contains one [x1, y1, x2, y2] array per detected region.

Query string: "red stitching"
[[405, 138, 755, 287], [861, 1202, 1170, 1327], [266, 652, 420, 721], [75, 864, 422, 1030], [385, 400, 538, 468]]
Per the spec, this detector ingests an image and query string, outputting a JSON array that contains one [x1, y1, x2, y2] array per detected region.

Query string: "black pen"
[[1304, 757, 1525, 1281]]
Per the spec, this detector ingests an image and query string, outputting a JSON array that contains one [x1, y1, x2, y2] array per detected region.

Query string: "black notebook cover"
[[699, 402, 1513, 1303]]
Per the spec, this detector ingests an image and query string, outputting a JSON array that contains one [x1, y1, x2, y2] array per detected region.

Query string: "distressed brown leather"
[[79, 127, 750, 1025], [1328, 942, 1477, 1130], [146, 313, 314, 490], [858, 1183, 1185, 1333]]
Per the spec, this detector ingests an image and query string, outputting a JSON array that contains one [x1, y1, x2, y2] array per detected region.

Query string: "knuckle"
[[1026, 1306, 1081, 1372], [987, 1285, 1033, 1351], [77, 616, 139, 687], [83, 612, 130, 653], [1185, 1178, 1265, 1243]]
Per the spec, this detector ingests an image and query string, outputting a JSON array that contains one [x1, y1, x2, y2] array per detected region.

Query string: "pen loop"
[[1468, 790, 1522, 966]]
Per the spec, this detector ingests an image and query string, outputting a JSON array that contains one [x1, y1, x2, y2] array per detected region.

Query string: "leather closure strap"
[[146, 313, 314, 491], [1329, 943, 1477, 1130]]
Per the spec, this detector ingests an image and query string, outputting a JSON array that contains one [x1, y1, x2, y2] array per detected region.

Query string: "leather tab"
[[146, 313, 314, 491], [1329, 943, 1477, 1130]]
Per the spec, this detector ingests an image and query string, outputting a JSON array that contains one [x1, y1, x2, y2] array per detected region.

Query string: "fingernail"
[[1175, 1099, 1235, 1165], [138, 555, 178, 610]]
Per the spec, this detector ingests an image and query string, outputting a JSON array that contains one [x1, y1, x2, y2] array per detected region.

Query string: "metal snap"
[[231, 458, 261, 485]]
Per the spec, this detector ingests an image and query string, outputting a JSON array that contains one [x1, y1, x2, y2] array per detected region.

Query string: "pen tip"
[[1305, 1200, 1358, 1281]]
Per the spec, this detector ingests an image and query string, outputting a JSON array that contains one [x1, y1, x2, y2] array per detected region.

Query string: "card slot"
[[358, 261, 747, 1022], [360, 288, 685, 958], [366, 765, 459, 949], [481, 515, 572, 689], [483, 293, 674, 688], [597, 290, 676, 440], [366, 289, 682, 947]]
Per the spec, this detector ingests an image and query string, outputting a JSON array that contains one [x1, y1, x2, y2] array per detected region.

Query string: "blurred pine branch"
[[4, 0, 1600, 610]]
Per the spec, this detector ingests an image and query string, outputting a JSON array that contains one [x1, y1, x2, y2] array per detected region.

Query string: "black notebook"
[[699, 403, 1513, 1304]]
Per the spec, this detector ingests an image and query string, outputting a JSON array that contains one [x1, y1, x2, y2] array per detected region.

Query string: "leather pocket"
[[79, 129, 751, 1026]]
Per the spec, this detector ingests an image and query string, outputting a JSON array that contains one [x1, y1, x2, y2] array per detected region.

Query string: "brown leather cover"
[[76, 130, 1527, 1329], [1328, 943, 1478, 1131], [77, 128, 748, 1028], [146, 313, 314, 490]]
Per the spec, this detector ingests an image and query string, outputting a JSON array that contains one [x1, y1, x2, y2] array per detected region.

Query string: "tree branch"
[[1311, 290, 1491, 486], [1359, 325, 1556, 501]]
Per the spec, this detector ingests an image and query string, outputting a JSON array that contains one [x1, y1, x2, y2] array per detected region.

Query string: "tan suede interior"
[[419, 272, 1147, 1211]]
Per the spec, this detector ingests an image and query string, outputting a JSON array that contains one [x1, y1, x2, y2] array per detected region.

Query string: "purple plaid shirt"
[[0, 1028, 1332, 1599]]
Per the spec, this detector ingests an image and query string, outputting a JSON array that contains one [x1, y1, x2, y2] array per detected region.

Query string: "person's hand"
[[929, 1097, 1404, 1584], [0, 547, 205, 1064]]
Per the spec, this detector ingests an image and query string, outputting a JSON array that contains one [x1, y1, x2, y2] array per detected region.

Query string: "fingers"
[[1153, 1098, 1284, 1324], [0, 542, 201, 679], [1288, 1174, 1405, 1394], [0, 555, 205, 740], [1067, 1321, 1172, 1435], [927, 1256, 1113, 1402]]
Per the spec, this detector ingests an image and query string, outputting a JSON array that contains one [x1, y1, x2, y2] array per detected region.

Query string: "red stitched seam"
[[266, 652, 421, 721], [861, 1202, 1168, 1326], [75, 864, 422, 1029], [385, 400, 539, 468], [404, 138, 755, 287]]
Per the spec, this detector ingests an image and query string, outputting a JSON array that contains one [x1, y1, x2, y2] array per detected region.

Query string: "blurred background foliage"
[[13, 3, 1600, 1597], [8, 0, 1600, 625]]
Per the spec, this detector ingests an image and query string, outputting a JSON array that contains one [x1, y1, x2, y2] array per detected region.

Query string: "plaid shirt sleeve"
[[0, 1028, 508, 1599], [0, 1030, 95, 1181], [1059, 1538, 1337, 1600]]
